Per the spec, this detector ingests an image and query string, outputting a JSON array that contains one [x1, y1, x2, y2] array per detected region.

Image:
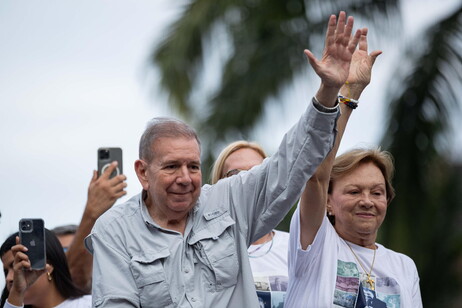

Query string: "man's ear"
[[134, 159, 149, 190]]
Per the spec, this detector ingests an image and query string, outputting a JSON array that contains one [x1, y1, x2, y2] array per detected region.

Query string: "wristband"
[[338, 95, 359, 109]]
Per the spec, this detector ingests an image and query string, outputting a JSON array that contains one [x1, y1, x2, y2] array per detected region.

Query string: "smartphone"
[[19, 218, 46, 270], [97, 147, 123, 179]]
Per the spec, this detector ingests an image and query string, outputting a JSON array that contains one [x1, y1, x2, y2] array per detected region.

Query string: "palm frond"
[[380, 4, 462, 306], [152, 0, 238, 116], [152, 0, 400, 125]]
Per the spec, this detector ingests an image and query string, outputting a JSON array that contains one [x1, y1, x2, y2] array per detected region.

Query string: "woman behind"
[[211, 141, 290, 307], [285, 14, 422, 307], [1, 229, 91, 308]]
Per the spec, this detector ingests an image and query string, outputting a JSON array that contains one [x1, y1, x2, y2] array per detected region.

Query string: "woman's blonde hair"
[[329, 147, 396, 204], [211, 140, 267, 184]]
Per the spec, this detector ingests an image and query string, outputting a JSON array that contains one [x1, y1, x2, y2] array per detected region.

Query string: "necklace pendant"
[[366, 274, 375, 291]]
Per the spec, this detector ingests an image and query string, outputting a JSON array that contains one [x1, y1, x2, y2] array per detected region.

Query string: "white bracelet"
[[312, 96, 338, 113]]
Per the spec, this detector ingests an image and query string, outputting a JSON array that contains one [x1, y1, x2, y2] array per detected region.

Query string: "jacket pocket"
[[129, 248, 174, 307], [189, 210, 238, 291]]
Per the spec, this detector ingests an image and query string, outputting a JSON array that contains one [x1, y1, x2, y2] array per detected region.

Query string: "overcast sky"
[[0, 0, 460, 252]]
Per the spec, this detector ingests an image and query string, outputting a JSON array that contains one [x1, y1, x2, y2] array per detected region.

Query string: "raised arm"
[[7, 238, 46, 307], [299, 27, 381, 249], [66, 162, 127, 292]]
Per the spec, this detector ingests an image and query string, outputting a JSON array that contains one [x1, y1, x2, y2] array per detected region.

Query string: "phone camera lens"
[[21, 220, 33, 231], [99, 149, 110, 160]]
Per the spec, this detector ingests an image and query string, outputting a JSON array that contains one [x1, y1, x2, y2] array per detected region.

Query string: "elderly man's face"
[[136, 137, 202, 220]]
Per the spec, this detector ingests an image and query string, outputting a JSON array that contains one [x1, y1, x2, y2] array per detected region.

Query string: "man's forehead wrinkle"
[[160, 158, 201, 165]]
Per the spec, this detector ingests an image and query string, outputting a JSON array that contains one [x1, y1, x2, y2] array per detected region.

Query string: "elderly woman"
[[1, 229, 91, 308], [286, 148, 422, 307], [285, 17, 422, 306]]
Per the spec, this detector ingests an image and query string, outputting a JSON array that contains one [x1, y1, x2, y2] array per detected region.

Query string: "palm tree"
[[152, 0, 400, 168], [151, 1, 462, 306], [379, 5, 462, 306]]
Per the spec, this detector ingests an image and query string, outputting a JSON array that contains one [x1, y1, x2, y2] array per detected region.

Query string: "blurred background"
[[1, 0, 461, 306]]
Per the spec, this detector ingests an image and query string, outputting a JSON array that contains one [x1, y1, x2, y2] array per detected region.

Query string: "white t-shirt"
[[286, 207, 422, 308], [55, 295, 92, 308], [248, 230, 289, 308], [4, 295, 92, 308]]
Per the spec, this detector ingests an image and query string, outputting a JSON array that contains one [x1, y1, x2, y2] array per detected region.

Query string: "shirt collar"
[[139, 189, 199, 236]]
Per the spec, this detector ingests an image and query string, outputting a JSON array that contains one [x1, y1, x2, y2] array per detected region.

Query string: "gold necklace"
[[346, 241, 376, 290]]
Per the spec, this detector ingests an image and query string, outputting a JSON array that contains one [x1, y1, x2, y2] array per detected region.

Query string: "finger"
[[348, 29, 362, 54], [108, 174, 127, 188], [304, 49, 320, 71], [113, 181, 127, 193], [324, 14, 337, 48], [115, 190, 127, 199], [111, 174, 127, 183], [369, 50, 382, 65], [11, 243, 28, 254], [342, 16, 355, 46], [358, 28, 368, 51], [335, 11, 347, 37], [14, 251, 29, 262], [91, 170, 98, 182], [15, 259, 31, 271], [101, 161, 118, 179], [13, 250, 31, 271]]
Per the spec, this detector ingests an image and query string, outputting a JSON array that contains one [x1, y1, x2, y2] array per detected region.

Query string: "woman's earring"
[[327, 207, 333, 216], [47, 272, 52, 281]]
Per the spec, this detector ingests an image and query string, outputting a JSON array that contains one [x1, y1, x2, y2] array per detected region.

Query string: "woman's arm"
[[299, 28, 381, 249], [7, 238, 46, 306]]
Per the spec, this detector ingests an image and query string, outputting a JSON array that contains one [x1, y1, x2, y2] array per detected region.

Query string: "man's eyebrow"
[[161, 159, 201, 165], [161, 160, 178, 164], [344, 182, 385, 188]]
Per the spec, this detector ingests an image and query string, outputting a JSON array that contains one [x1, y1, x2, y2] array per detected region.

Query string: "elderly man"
[[86, 11, 361, 307]]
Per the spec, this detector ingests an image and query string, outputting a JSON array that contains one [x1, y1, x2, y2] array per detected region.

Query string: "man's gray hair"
[[139, 117, 201, 162]]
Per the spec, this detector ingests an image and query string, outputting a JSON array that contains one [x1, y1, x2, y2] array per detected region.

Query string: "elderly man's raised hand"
[[305, 11, 361, 88]]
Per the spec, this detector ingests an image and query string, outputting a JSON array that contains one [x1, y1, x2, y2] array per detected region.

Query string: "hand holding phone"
[[19, 218, 46, 270]]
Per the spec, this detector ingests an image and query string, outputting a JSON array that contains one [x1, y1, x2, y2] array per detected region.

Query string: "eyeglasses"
[[224, 168, 244, 178]]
